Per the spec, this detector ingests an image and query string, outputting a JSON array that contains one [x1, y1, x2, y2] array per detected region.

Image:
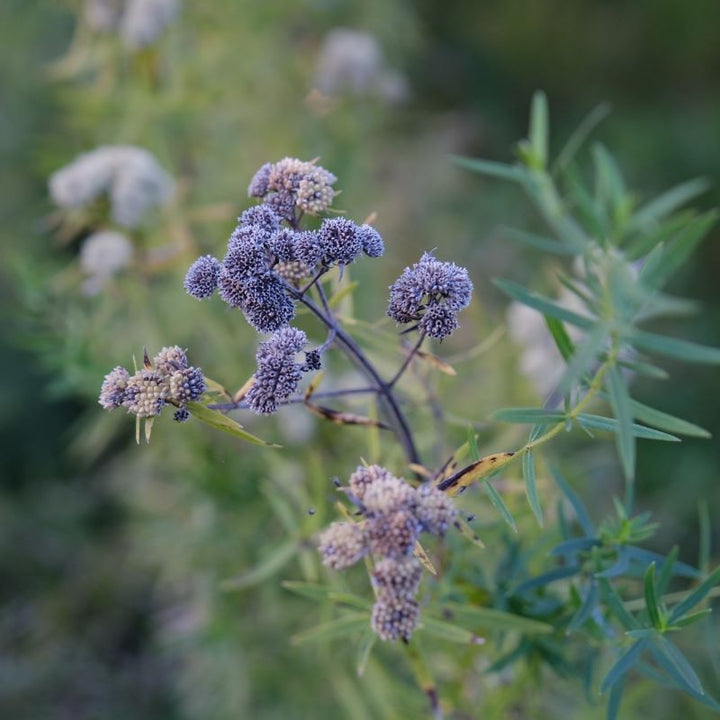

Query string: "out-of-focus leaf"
[[644, 564, 663, 629], [550, 466, 595, 536], [627, 398, 710, 439], [607, 365, 635, 481], [577, 414, 679, 441], [639, 210, 718, 290], [492, 407, 566, 424], [550, 537, 600, 557], [617, 358, 669, 380], [631, 330, 720, 365], [552, 102, 611, 176], [513, 565, 582, 595], [593, 143, 626, 222], [558, 324, 609, 394], [415, 348, 457, 376], [356, 632, 375, 677], [437, 452, 516, 494], [629, 178, 709, 230], [327, 280, 359, 308], [419, 617, 485, 645], [484, 480, 517, 532], [568, 581, 599, 632], [600, 638, 648, 693], [187, 402, 279, 446], [600, 579, 638, 630], [502, 226, 576, 255], [606, 675, 626, 720], [545, 315, 576, 361], [523, 450, 543, 525], [650, 637, 704, 696], [440, 602, 553, 634], [528, 90, 549, 169], [669, 565, 720, 622], [452, 155, 529, 183], [202, 375, 232, 398], [220, 539, 297, 591], [494, 278, 595, 329], [656, 546, 679, 597], [623, 546, 700, 579], [672, 609, 713, 629], [291, 613, 369, 645]]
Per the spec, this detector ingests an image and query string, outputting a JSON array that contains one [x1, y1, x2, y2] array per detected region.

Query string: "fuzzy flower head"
[[388, 252, 473, 340], [317, 466, 458, 642], [184, 255, 221, 300], [318, 217, 363, 267], [246, 327, 308, 414]]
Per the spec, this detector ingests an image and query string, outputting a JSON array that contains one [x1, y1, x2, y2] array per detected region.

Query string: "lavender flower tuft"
[[371, 597, 420, 642], [318, 521, 369, 569], [99, 366, 131, 409], [246, 327, 307, 414], [318, 217, 363, 266], [153, 345, 188, 374], [184, 255, 221, 300], [122, 370, 168, 418], [357, 224, 385, 258], [388, 252, 473, 339]]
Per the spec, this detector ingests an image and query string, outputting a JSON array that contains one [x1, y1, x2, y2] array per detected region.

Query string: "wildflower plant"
[[97, 96, 720, 719]]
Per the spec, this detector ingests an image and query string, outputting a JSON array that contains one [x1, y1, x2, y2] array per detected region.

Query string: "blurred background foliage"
[[1, 1, 718, 718]]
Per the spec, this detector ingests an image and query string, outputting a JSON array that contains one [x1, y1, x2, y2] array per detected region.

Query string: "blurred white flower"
[[506, 287, 585, 398], [314, 29, 409, 104], [83, 0, 179, 48], [49, 146, 174, 228], [120, 0, 180, 49], [79, 230, 134, 295]]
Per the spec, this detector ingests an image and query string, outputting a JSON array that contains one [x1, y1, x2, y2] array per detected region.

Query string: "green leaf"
[[356, 632, 376, 677], [606, 676, 626, 720], [669, 565, 720, 622], [568, 581, 599, 632], [644, 563, 663, 629], [419, 616, 485, 644], [550, 466, 595, 536], [483, 480, 517, 532], [558, 324, 609, 394], [492, 407, 567, 424], [187, 402, 279, 446], [523, 450, 543, 525], [291, 612, 369, 645], [672, 608, 713, 629], [545, 315, 576, 361], [629, 178, 710, 230], [599, 579, 638, 630], [502, 226, 576, 255], [607, 366, 635, 481], [656, 546, 679, 597], [282, 581, 372, 610], [220, 539, 297, 591], [651, 636, 705, 696], [624, 210, 695, 260], [577, 414, 680, 441], [467, 425, 480, 462], [593, 143, 626, 222], [631, 331, 720, 365], [600, 639, 649, 693], [627, 398, 710, 439], [552, 102, 612, 176], [616, 358, 669, 380], [528, 90, 549, 169], [451, 155, 528, 183], [494, 278, 596, 329], [440, 602, 553, 634], [513, 565, 582, 595], [639, 210, 718, 290]]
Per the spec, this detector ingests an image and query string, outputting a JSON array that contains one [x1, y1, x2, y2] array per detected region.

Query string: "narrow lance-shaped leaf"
[[523, 450, 543, 525], [600, 639, 649, 693], [577, 414, 680, 441], [630, 330, 720, 365], [545, 315, 576, 361], [419, 617, 485, 645], [492, 407, 567, 424], [626, 397, 710, 439], [494, 278, 596, 329], [528, 90, 549, 169], [291, 613, 370, 645], [552, 102, 611, 176], [607, 365, 635, 482], [220, 539, 297, 591], [484, 479, 517, 532], [501, 226, 576, 255], [438, 602, 553, 634], [644, 563, 663, 629], [187, 402, 280, 446], [650, 636, 705, 697], [669, 565, 720, 622], [629, 177, 710, 230], [451, 155, 529, 183], [550, 466, 595, 537]]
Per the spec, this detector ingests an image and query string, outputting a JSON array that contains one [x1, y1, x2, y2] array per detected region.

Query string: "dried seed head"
[[363, 475, 416, 515], [348, 464, 395, 502], [371, 596, 420, 641], [367, 508, 421, 558], [415, 483, 457, 536], [372, 557, 422, 600], [318, 521, 369, 569]]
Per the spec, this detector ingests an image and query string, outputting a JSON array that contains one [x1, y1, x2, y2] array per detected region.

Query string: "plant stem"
[[388, 332, 426, 388]]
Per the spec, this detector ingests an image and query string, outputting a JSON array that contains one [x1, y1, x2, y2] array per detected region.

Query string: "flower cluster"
[[184, 159, 384, 333], [49, 145, 174, 228], [84, 0, 180, 49], [79, 230, 134, 295], [387, 252, 473, 340], [246, 327, 313, 414], [317, 465, 457, 641], [99, 346, 205, 421], [248, 157, 337, 220]]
